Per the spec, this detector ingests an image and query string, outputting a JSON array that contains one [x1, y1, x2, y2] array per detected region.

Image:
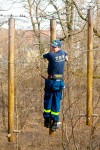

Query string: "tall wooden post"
[[49, 19, 56, 135], [50, 19, 56, 42], [87, 8, 93, 126], [8, 17, 15, 141]]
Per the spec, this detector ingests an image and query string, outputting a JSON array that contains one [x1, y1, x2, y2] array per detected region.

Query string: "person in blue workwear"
[[43, 39, 68, 130]]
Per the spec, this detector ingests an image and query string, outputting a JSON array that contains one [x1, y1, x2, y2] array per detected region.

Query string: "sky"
[[0, 1, 35, 29], [0, 0, 53, 30], [0, 1, 63, 31], [0, 0, 99, 30], [0, 0, 24, 15], [0, 0, 98, 16]]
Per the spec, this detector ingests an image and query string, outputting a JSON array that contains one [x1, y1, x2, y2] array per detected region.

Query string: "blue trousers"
[[43, 89, 62, 122]]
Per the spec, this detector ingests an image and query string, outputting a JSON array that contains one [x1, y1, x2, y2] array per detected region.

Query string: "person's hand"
[[65, 55, 68, 61]]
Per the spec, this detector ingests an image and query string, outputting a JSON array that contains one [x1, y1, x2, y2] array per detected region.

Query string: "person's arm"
[[43, 53, 48, 59], [43, 52, 51, 61], [65, 55, 68, 62]]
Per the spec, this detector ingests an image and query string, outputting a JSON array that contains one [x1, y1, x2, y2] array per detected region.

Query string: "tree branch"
[[72, 0, 100, 38]]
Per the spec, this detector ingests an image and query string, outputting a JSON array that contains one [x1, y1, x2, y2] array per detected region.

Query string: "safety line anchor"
[[79, 114, 98, 126], [79, 114, 98, 117], [13, 130, 21, 133]]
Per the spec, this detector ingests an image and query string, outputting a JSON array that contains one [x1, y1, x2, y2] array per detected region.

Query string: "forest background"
[[0, 0, 100, 150]]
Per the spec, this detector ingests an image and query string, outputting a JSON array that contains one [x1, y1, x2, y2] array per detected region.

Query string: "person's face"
[[51, 46, 60, 52], [50, 45, 56, 52]]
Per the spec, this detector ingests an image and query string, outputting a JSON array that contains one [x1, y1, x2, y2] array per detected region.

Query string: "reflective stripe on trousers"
[[44, 109, 59, 115]]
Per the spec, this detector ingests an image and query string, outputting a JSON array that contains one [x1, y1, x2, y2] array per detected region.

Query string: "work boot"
[[51, 122, 59, 131], [44, 118, 50, 128]]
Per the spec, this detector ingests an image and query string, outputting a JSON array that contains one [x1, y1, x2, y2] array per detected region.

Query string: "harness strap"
[[48, 74, 63, 79]]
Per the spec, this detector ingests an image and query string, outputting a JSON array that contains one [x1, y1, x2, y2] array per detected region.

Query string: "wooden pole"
[[8, 17, 15, 142], [49, 19, 56, 135], [50, 19, 56, 42], [87, 8, 93, 126]]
